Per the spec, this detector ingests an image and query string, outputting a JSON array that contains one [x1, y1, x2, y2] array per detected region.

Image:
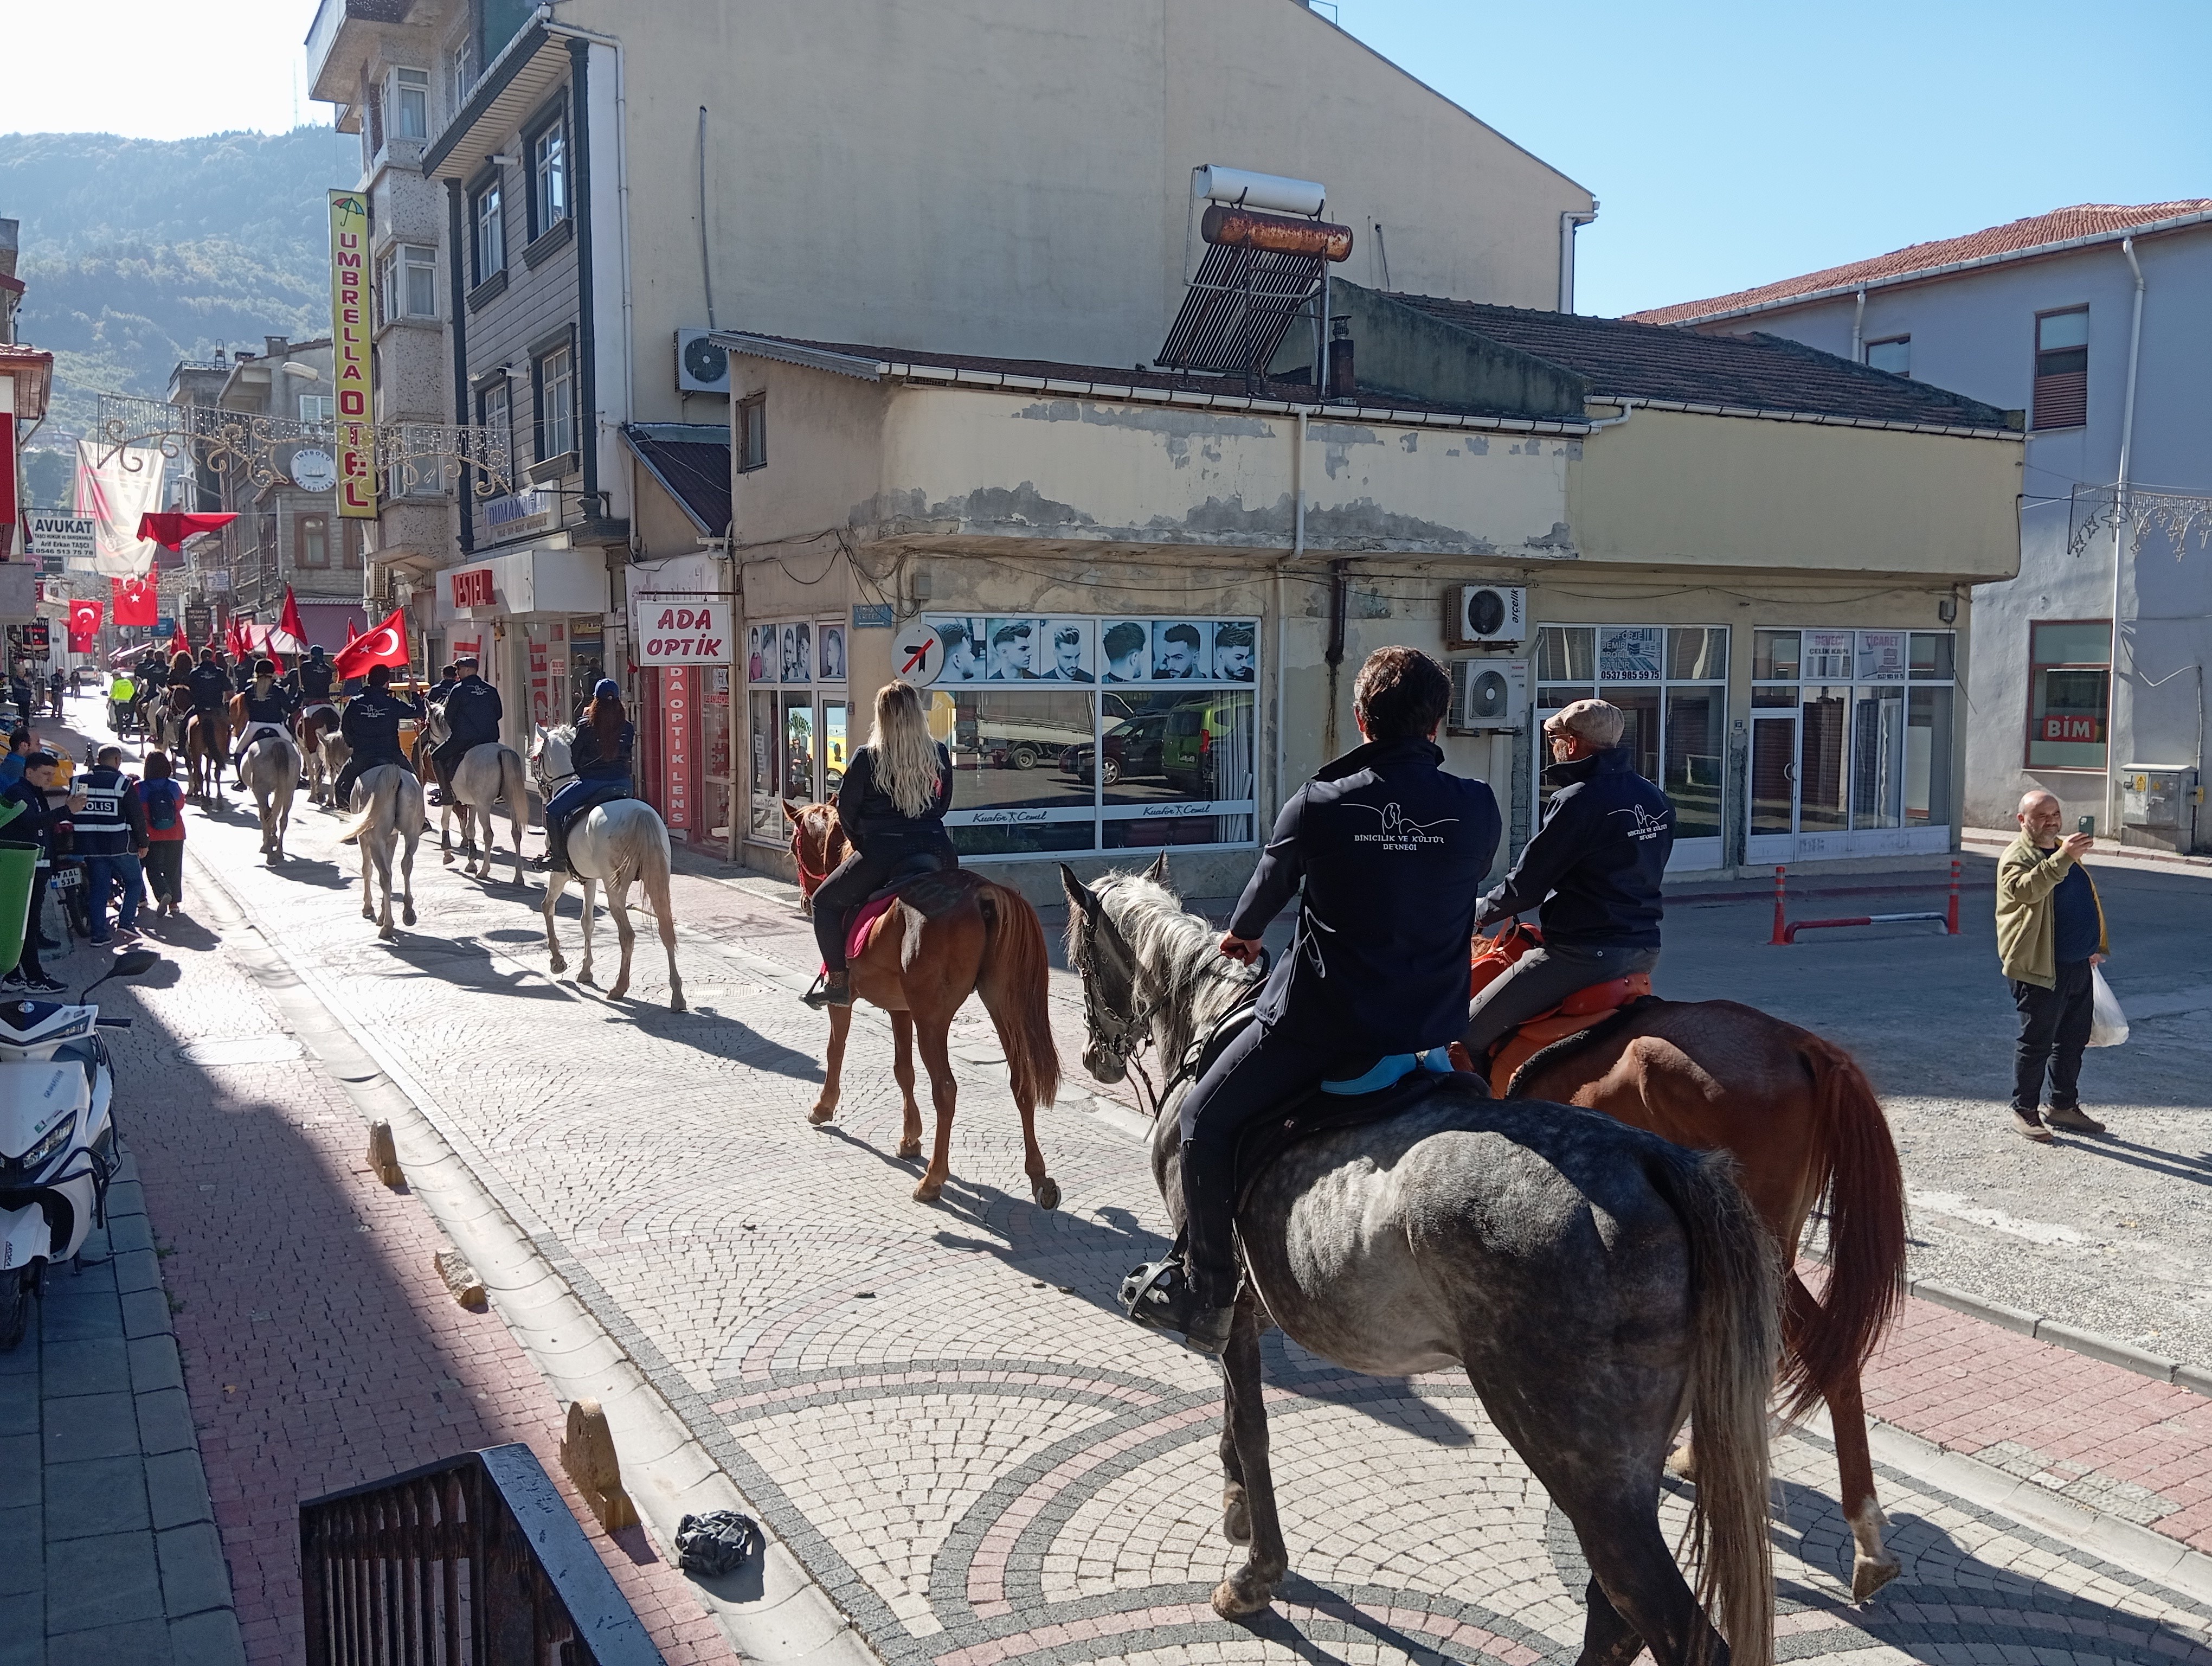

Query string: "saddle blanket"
[[842, 866, 974, 964]]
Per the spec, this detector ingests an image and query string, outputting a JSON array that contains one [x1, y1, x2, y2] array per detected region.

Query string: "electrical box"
[[1448, 658, 1527, 733], [1444, 585, 1527, 648], [2120, 765, 2192, 829]]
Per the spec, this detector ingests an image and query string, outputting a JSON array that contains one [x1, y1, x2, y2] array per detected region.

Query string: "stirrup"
[[801, 971, 851, 1011], [1118, 1259, 1234, 1353]]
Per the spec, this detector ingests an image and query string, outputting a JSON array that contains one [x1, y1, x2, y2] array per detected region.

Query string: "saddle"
[[557, 781, 633, 831], [1470, 922, 1655, 1097], [840, 853, 965, 964]]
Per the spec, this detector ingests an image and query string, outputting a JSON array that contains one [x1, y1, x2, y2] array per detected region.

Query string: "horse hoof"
[[1664, 1445, 1697, 1483], [402, 907, 417, 926], [668, 995, 687, 1013], [378, 926, 396, 941], [1851, 1554, 1902, 1604], [1031, 1176, 1062, 1211], [911, 1177, 944, 1203], [896, 1138, 923, 1161], [1221, 1493, 1252, 1546], [608, 983, 631, 1002], [1210, 1573, 1275, 1620], [576, 972, 597, 989], [808, 1104, 837, 1125]]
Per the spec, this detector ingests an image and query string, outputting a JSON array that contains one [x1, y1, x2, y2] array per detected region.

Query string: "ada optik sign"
[[633, 598, 732, 665]]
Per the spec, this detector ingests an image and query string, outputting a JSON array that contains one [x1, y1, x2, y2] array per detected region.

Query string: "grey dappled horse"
[[339, 764, 424, 939], [1060, 856, 1779, 1666], [423, 702, 529, 885], [529, 726, 684, 1010], [237, 727, 301, 863]]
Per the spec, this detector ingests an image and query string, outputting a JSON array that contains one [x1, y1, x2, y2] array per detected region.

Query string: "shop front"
[[631, 559, 737, 855], [432, 543, 610, 749]]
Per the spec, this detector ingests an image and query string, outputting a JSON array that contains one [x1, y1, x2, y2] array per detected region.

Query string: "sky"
[[3, 0, 2207, 317]]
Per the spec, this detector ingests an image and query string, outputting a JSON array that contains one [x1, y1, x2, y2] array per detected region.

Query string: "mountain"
[[0, 125, 360, 469]]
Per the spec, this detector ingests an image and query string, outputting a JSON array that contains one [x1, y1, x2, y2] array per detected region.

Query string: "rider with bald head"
[[1996, 789, 2109, 1140]]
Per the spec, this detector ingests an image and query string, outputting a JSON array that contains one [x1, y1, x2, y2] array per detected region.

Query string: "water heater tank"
[[1191, 165, 1326, 217]]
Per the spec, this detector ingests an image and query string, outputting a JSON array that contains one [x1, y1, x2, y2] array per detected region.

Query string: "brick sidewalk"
[[37, 706, 738, 1664]]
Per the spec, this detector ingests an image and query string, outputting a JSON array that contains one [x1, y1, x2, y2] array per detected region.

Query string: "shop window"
[[737, 394, 767, 472], [296, 514, 330, 570], [2025, 620, 2110, 769], [1864, 336, 1910, 376], [2032, 307, 2088, 431], [472, 179, 505, 285], [1907, 686, 1954, 826], [1531, 624, 1728, 855]]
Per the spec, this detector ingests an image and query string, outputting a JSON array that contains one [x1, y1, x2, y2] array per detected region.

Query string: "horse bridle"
[[1066, 903, 1181, 1120], [789, 809, 842, 899]]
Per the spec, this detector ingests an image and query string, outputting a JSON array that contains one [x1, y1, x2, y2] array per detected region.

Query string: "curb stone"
[[1907, 1275, 2207, 1393]]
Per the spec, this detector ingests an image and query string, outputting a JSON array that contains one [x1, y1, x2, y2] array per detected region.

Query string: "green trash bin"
[[0, 798, 36, 979]]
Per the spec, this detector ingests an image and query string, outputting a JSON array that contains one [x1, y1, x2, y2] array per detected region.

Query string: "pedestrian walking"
[[46, 671, 63, 720], [1996, 789, 2110, 1143], [139, 752, 186, 919], [76, 745, 148, 945]]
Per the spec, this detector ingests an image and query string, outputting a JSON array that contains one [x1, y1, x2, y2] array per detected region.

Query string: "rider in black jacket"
[[1461, 699, 1674, 1058], [185, 650, 231, 718], [332, 664, 425, 819], [429, 657, 503, 803], [1141, 648, 1501, 1353], [231, 660, 299, 766]]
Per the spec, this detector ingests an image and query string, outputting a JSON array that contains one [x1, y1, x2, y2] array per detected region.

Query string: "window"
[[1533, 626, 1729, 857], [393, 68, 430, 140], [297, 514, 330, 570], [2032, 308, 2088, 431], [535, 345, 575, 463], [478, 380, 511, 453], [529, 116, 568, 240], [298, 394, 336, 425], [377, 243, 437, 323], [1864, 336, 1910, 376], [2025, 620, 2110, 769], [472, 181, 505, 286], [736, 394, 767, 471]]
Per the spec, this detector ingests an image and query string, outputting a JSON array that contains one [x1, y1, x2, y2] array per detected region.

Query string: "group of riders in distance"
[[790, 646, 1914, 1662]]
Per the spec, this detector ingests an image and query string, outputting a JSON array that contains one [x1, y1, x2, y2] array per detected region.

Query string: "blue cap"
[[594, 678, 620, 700]]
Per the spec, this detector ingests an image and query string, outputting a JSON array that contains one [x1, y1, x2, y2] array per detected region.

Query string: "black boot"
[[802, 969, 852, 1010]]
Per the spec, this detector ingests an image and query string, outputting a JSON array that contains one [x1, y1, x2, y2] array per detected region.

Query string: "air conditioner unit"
[[1448, 658, 1528, 734], [1444, 584, 1527, 648], [676, 329, 728, 395]]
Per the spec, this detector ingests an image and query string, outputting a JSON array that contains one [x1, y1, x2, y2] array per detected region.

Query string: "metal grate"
[[1156, 242, 1323, 377], [300, 1443, 663, 1665]]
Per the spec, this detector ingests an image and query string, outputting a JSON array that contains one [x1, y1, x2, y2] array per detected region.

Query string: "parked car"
[[1160, 697, 1248, 796], [1060, 711, 1171, 786]]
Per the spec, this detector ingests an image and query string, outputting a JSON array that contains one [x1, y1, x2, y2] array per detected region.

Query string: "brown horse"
[[785, 799, 1063, 1209], [1458, 951, 1908, 1603], [183, 709, 229, 800]]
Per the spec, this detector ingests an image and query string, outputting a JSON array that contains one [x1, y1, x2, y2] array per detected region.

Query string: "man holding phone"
[[1996, 791, 2110, 1143]]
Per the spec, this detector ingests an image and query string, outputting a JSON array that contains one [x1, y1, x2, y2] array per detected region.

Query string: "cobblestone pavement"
[[134, 735, 2211, 1666]]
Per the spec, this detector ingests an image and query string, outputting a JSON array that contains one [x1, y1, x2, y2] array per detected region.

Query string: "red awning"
[[136, 511, 238, 551]]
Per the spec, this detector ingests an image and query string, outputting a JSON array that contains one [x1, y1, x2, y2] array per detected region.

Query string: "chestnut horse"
[[785, 799, 1062, 1209], [1458, 939, 1908, 1603]]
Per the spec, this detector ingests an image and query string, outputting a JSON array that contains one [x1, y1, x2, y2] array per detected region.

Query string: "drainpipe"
[[1850, 286, 1867, 362], [1323, 558, 1350, 758], [1558, 210, 1596, 313], [1275, 410, 1306, 817], [2104, 236, 2146, 838], [1582, 397, 1635, 433]]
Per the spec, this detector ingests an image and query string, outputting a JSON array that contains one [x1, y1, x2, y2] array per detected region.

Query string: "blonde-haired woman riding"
[[804, 680, 956, 1009]]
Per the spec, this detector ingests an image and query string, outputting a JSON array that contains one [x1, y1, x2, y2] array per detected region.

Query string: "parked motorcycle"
[[0, 947, 158, 1348]]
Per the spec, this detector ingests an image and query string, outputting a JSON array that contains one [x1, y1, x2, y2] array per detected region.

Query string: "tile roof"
[[621, 423, 731, 535], [1386, 296, 2017, 430], [1627, 201, 2212, 326]]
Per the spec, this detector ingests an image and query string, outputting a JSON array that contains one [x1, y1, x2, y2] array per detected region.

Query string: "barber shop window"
[[2025, 620, 2110, 770], [1533, 625, 1729, 867]]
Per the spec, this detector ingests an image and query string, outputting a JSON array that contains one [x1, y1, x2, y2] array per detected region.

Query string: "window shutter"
[[2032, 365, 2087, 430]]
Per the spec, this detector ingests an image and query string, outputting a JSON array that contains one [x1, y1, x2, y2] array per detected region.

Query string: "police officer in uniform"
[[1125, 648, 1501, 1353], [332, 664, 426, 827], [429, 656, 503, 804]]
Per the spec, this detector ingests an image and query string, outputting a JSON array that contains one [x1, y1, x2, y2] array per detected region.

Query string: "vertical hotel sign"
[[327, 190, 376, 519]]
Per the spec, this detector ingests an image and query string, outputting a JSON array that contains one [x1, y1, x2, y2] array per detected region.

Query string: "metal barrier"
[[300, 1443, 664, 1666], [1769, 860, 1962, 945]]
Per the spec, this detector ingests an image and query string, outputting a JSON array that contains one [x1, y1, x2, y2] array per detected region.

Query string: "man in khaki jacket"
[[1996, 790, 2110, 1142]]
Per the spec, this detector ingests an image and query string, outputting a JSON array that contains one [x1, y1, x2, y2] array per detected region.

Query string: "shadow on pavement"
[[2056, 1132, 2212, 1189]]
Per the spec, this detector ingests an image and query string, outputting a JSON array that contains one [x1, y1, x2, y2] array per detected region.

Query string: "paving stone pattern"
[[160, 774, 2212, 1666]]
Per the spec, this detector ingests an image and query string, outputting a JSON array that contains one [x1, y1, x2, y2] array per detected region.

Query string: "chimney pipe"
[[1326, 317, 1355, 400]]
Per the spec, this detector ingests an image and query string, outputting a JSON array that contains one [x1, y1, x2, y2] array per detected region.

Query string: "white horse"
[[236, 726, 302, 863], [336, 764, 424, 940], [424, 703, 529, 885], [530, 725, 685, 1010], [315, 729, 350, 809], [299, 702, 343, 805]]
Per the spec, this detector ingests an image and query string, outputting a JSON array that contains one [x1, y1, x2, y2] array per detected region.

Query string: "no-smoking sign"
[[892, 620, 943, 685]]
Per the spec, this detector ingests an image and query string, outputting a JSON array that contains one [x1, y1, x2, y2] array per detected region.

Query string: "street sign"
[[184, 606, 212, 642], [891, 620, 943, 685]]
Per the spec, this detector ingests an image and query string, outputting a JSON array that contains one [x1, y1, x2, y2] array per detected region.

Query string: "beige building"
[[723, 287, 2022, 898]]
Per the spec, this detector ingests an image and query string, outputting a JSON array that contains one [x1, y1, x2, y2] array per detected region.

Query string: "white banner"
[[632, 597, 734, 665], [72, 441, 165, 578]]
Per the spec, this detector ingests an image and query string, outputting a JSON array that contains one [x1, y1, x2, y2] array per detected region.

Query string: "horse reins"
[[1071, 911, 1260, 1125]]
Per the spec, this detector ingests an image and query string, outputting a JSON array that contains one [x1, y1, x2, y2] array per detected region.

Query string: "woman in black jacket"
[[803, 681, 954, 1009]]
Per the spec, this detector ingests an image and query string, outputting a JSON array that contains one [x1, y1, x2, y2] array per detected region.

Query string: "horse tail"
[[1648, 1146, 1778, 1666], [499, 748, 529, 817], [1780, 1034, 1906, 1420], [974, 882, 1060, 1113], [335, 773, 388, 843]]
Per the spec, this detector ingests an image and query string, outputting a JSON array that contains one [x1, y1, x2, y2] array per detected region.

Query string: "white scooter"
[[0, 947, 158, 1348]]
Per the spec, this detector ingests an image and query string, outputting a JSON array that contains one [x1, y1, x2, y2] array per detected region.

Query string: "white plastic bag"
[[2088, 966, 2129, 1048]]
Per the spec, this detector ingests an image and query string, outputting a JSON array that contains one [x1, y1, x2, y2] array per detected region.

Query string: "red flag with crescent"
[[276, 586, 308, 656], [332, 606, 410, 680], [169, 620, 191, 658], [67, 598, 104, 654], [110, 574, 158, 627]]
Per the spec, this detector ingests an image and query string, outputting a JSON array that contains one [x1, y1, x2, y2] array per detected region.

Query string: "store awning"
[[434, 543, 608, 624]]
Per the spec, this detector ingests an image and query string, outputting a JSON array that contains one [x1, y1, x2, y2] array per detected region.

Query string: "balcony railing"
[[300, 1444, 664, 1666]]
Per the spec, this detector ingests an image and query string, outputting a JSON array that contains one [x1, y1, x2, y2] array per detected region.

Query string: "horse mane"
[[1088, 872, 1263, 1063]]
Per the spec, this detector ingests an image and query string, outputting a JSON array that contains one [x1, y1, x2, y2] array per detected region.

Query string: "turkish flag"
[[275, 587, 308, 657], [169, 621, 190, 658], [67, 598, 104, 654], [111, 574, 158, 626], [333, 606, 410, 680], [226, 615, 247, 662]]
